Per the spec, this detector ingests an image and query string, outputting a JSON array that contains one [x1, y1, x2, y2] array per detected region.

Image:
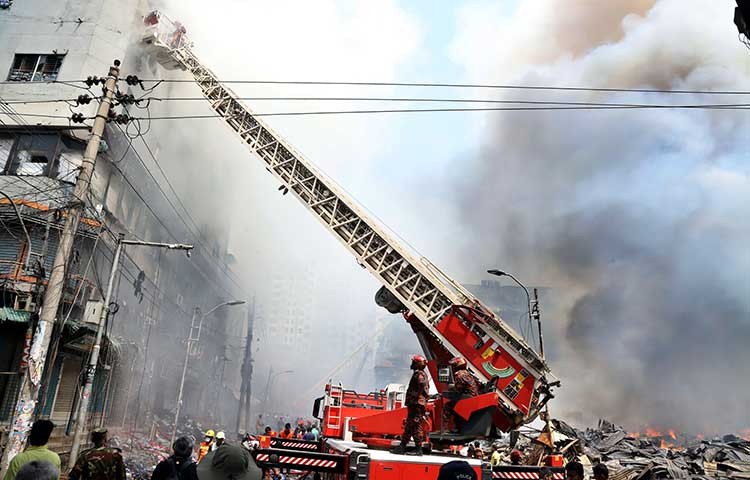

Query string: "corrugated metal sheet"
[[0, 232, 23, 276], [0, 307, 30, 323], [51, 355, 83, 422]]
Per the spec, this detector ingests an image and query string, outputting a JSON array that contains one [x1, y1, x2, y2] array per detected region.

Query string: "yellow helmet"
[[205, 429, 216, 437]]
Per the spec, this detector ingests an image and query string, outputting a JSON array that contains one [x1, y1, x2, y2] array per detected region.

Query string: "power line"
[[111, 121, 248, 298], [123, 78, 750, 96]]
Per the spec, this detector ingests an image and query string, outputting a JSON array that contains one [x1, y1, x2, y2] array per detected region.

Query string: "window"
[[5, 134, 59, 176], [7, 54, 65, 82]]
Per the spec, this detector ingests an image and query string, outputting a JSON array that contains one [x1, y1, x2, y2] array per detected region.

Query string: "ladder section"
[[326, 384, 344, 433], [165, 46, 547, 376]]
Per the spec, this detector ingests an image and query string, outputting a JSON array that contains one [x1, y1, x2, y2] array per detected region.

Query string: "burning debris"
[[519, 420, 750, 480]]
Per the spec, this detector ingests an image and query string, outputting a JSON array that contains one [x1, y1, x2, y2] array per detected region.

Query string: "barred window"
[[7, 54, 65, 82]]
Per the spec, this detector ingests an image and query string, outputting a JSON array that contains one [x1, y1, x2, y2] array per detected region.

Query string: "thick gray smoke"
[[450, 0, 750, 433]]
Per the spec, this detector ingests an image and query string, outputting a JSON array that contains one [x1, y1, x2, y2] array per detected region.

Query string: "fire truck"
[[140, 11, 562, 478]]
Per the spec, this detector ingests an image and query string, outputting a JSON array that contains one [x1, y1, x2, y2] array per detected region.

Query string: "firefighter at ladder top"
[[392, 354, 430, 456]]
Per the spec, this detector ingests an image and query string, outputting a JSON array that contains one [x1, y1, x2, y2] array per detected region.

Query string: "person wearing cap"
[[151, 436, 198, 480], [3, 420, 60, 480], [68, 428, 125, 480], [197, 443, 261, 480], [215, 431, 226, 448], [437, 460, 477, 480], [198, 430, 216, 462], [391, 354, 430, 456]]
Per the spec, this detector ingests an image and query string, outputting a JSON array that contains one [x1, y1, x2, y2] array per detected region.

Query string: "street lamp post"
[[486, 269, 544, 359], [68, 236, 193, 467], [261, 368, 294, 419], [171, 300, 245, 445]]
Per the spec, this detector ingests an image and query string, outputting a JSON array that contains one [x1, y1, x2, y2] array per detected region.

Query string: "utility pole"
[[0, 60, 120, 474], [171, 300, 244, 445], [68, 238, 193, 467], [236, 299, 255, 434]]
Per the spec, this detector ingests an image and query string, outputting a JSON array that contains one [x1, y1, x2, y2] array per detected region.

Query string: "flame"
[[740, 429, 750, 441], [645, 427, 663, 437], [668, 430, 677, 440]]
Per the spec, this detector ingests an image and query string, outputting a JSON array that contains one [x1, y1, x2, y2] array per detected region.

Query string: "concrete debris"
[[545, 419, 750, 480]]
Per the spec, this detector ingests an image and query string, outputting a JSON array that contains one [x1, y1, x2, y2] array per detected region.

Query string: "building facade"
[[0, 0, 248, 464]]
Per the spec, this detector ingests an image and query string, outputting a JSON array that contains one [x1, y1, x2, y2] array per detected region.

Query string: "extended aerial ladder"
[[141, 12, 558, 437]]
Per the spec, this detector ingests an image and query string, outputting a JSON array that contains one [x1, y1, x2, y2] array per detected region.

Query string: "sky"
[[152, 0, 750, 432]]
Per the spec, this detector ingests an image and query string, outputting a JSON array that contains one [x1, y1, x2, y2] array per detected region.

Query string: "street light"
[[69, 236, 193, 466], [171, 299, 246, 444], [261, 368, 294, 418], [487, 269, 544, 360]]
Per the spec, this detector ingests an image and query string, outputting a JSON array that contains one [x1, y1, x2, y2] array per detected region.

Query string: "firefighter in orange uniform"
[[392, 354, 430, 456], [197, 430, 215, 462]]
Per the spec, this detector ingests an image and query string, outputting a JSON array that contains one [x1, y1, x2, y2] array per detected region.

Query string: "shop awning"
[[0, 307, 30, 323]]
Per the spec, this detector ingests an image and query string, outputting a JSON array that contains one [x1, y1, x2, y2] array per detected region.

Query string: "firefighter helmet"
[[449, 356, 468, 370], [205, 429, 216, 437], [410, 354, 428, 370]]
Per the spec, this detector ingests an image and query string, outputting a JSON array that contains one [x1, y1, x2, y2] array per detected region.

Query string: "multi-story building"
[[0, 0, 248, 462]]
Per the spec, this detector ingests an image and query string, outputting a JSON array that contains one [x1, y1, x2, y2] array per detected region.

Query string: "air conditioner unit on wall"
[[83, 300, 104, 326]]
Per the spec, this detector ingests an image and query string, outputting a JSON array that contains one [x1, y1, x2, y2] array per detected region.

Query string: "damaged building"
[[0, 0, 249, 463]]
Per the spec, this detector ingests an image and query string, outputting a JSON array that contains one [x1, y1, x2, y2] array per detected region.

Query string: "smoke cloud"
[[448, 0, 750, 432]]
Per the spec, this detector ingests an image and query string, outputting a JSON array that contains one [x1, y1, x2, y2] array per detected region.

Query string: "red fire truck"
[[142, 11, 562, 477]]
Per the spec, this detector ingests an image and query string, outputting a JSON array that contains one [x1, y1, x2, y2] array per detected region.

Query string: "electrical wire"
[[123, 78, 750, 96]]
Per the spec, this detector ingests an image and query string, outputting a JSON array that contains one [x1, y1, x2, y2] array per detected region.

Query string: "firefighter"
[[279, 423, 294, 439], [392, 354, 430, 456], [197, 430, 216, 462], [443, 356, 480, 432], [449, 357, 480, 397]]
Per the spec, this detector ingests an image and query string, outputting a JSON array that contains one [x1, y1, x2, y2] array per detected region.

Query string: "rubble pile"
[[550, 420, 750, 480], [116, 412, 209, 479]]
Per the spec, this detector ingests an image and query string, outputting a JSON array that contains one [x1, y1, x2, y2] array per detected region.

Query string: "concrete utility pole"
[[0, 60, 120, 474], [68, 237, 193, 467], [171, 300, 245, 445], [236, 299, 255, 435]]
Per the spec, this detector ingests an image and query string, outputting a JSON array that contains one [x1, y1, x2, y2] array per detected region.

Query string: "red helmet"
[[410, 354, 428, 370], [449, 356, 468, 370]]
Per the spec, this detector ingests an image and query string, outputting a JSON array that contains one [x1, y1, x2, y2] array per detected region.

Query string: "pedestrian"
[[391, 354, 429, 456], [565, 461, 584, 480], [436, 460, 477, 480], [294, 421, 305, 439], [510, 449, 523, 465], [197, 430, 216, 462], [593, 463, 609, 480], [197, 443, 261, 480], [303, 427, 315, 441], [150, 436, 198, 480], [264, 426, 277, 437], [215, 431, 226, 448], [14, 461, 59, 480], [472, 441, 484, 460], [311, 422, 320, 440], [255, 415, 264, 434], [490, 444, 502, 466], [279, 423, 294, 439], [3, 419, 60, 480], [444, 357, 480, 432], [68, 428, 125, 480]]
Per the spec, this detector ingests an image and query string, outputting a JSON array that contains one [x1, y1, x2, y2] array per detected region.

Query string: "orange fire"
[[645, 427, 663, 437], [668, 430, 677, 440]]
